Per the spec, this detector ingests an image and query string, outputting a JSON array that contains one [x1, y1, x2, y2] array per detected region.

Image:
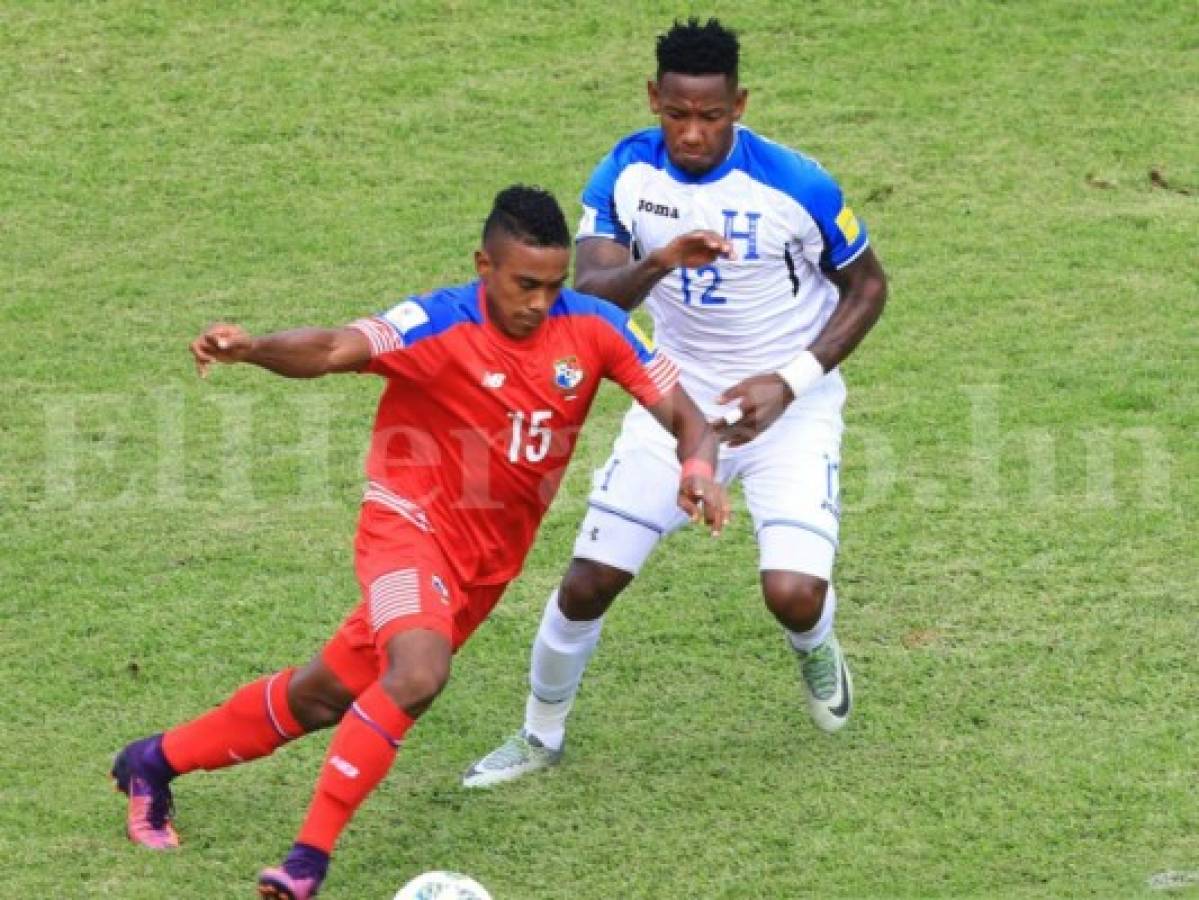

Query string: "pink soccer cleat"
[[257, 844, 329, 899], [110, 736, 180, 850]]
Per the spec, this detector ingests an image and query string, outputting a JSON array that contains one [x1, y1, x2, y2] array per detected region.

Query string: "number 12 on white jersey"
[[680, 265, 727, 305]]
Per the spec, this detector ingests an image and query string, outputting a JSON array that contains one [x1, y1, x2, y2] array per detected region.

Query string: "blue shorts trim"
[[587, 500, 665, 535], [755, 518, 839, 549]]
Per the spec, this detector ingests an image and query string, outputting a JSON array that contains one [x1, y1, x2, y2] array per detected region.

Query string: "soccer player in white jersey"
[[465, 18, 888, 787]]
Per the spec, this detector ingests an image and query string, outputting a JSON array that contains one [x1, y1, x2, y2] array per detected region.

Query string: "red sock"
[[296, 682, 414, 854], [161, 669, 303, 774]]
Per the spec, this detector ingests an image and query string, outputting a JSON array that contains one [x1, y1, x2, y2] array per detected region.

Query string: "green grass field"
[[2, 2, 1196, 897]]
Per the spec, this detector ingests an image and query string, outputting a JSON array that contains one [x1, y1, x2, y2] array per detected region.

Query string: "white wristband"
[[775, 350, 825, 399]]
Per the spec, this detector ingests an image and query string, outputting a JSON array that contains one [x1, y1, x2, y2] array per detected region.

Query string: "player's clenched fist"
[[190, 323, 253, 378], [677, 464, 731, 537], [714, 373, 796, 447]]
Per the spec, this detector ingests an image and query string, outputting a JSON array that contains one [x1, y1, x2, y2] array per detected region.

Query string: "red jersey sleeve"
[[590, 306, 680, 408], [347, 297, 441, 381]]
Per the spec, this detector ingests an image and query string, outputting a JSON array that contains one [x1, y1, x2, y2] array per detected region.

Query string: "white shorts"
[[572, 403, 844, 579]]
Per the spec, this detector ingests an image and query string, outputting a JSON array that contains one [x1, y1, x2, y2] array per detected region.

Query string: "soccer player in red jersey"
[[110, 185, 727, 899]]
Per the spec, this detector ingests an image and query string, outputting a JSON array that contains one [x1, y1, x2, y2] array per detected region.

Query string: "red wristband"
[[681, 458, 714, 482]]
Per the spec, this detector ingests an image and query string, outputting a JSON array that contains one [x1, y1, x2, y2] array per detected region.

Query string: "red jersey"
[[349, 281, 679, 586]]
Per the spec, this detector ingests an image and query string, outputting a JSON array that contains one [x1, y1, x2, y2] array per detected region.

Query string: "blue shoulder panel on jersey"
[[549, 288, 655, 364], [377, 282, 481, 347], [608, 126, 664, 169], [579, 128, 665, 247], [734, 127, 870, 270]]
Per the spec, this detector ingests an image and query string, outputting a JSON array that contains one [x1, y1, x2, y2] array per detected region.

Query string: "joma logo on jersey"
[[638, 198, 679, 218]]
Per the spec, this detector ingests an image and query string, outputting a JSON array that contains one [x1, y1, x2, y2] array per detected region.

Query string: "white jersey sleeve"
[[577, 151, 631, 246], [576, 128, 662, 250], [780, 153, 869, 273]]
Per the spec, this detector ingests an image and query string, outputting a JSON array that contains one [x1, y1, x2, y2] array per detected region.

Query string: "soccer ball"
[[393, 870, 493, 900]]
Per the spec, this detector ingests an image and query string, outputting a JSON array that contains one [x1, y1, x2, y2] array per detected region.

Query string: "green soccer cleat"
[[796, 633, 853, 733], [462, 730, 562, 788]]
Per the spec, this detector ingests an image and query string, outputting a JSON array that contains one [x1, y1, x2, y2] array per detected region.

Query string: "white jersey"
[[576, 124, 870, 417]]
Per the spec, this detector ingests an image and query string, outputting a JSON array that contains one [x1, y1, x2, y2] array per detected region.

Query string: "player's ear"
[[647, 79, 661, 114], [733, 86, 748, 120], [474, 248, 492, 280]]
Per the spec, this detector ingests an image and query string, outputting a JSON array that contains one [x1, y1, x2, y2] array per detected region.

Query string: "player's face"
[[649, 72, 747, 175], [475, 236, 570, 340]]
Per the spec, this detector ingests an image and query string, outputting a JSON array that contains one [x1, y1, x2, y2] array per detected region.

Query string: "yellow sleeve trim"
[[836, 206, 861, 244], [627, 319, 655, 351]]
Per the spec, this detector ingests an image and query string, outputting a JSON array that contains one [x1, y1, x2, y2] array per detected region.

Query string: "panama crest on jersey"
[[552, 356, 585, 392]]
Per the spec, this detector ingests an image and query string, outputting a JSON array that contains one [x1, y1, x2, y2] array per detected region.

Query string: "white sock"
[[524, 589, 603, 750], [785, 583, 837, 654]]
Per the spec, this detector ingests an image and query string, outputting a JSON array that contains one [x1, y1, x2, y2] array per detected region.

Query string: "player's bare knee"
[[288, 661, 354, 732], [297, 696, 350, 731], [378, 629, 454, 715], [762, 571, 828, 632], [559, 558, 632, 621], [381, 664, 449, 716]]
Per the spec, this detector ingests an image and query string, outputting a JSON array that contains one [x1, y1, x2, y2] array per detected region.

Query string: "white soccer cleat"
[[796, 633, 853, 733], [462, 730, 562, 788]]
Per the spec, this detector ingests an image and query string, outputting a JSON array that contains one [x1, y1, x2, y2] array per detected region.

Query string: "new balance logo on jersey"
[[638, 198, 679, 218], [482, 372, 506, 388]]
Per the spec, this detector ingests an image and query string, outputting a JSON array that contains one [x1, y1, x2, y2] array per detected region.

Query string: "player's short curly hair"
[[482, 185, 570, 248], [656, 17, 739, 82]]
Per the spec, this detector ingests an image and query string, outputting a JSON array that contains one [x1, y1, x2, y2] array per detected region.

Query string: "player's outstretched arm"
[[190, 323, 372, 379], [715, 248, 888, 447], [645, 384, 730, 536], [575, 231, 734, 311]]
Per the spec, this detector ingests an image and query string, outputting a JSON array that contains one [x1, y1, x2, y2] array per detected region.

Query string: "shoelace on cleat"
[[801, 644, 839, 701], [486, 734, 536, 768], [143, 782, 175, 831]]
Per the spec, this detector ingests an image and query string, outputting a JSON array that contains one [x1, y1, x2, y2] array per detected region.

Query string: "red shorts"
[[321, 501, 507, 697]]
